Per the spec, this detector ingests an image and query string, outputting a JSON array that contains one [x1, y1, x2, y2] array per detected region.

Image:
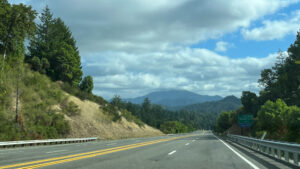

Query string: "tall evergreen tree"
[[50, 18, 82, 85], [79, 76, 94, 93], [259, 32, 300, 106], [241, 91, 259, 116], [27, 6, 82, 86]]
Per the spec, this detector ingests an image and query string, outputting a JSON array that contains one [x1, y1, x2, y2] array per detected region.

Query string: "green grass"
[[0, 62, 70, 141]]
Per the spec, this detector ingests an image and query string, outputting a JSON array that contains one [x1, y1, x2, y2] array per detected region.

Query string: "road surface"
[[0, 131, 296, 169]]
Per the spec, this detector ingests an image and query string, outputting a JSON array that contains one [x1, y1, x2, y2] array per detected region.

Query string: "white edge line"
[[214, 135, 260, 169], [185, 143, 190, 146], [168, 150, 176, 155]]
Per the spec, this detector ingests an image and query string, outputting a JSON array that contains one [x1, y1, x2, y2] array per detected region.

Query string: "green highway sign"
[[238, 114, 253, 128]]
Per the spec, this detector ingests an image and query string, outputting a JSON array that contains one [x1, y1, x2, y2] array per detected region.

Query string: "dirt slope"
[[63, 95, 163, 140]]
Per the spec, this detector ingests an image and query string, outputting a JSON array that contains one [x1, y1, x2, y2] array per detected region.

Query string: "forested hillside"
[[124, 90, 222, 108], [120, 91, 237, 132], [0, 1, 162, 141], [215, 33, 300, 143], [111, 96, 220, 133], [180, 96, 241, 114]]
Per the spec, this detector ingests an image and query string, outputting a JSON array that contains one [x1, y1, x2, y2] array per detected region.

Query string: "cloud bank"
[[11, 0, 299, 99]]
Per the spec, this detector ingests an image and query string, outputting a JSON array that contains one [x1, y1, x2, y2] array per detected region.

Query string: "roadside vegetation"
[[0, 62, 70, 140], [215, 33, 300, 143]]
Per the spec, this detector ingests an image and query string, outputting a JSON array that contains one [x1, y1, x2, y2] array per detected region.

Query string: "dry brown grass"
[[63, 94, 163, 139]]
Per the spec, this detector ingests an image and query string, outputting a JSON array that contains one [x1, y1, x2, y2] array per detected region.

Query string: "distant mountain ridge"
[[124, 90, 222, 107], [179, 95, 241, 114]]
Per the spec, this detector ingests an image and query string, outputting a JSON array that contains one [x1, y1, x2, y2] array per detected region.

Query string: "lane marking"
[[0, 135, 196, 169], [185, 143, 189, 146], [20, 137, 191, 169], [46, 150, 67, 154], [20, 140, 175, 169], [106, 143, 116, 146], [192, 140, 195, 142], [0, 139, 170, 169], [214, 135, 260, 169], [168, 150, 176, 155]]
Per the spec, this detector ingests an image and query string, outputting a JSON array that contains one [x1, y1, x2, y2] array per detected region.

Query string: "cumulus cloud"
[[83, 48, 278, 99], [242, 10, 300, 41]]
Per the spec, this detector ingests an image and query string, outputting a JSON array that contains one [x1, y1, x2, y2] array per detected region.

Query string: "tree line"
[[111, 96, 217, 133], [1, 1, 94, 93], [215, 32, 300, 143]]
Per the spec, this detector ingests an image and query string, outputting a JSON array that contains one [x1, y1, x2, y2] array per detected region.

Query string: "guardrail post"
[[259, 145, 264, 153], [266, 147, 270, 155], [294, 153, 299, 166], [277, 149, 281, 159], [284, 151, 289, 162], [271, 148, 275, 157]]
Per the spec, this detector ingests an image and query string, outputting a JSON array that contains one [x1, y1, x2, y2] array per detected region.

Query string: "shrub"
[[61, 100, 81, 116], [160, 121, 188, 134], [121, 109, 144, 127], [102, 105, 121, 122]]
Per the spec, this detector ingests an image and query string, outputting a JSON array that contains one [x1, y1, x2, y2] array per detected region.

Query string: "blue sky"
[[10, 0, 300, 99], [193, 3, 300, 59]]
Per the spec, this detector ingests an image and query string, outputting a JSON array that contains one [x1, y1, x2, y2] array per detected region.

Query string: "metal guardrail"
[[227, 134, 300, 166], [0, 137, 98, 148]]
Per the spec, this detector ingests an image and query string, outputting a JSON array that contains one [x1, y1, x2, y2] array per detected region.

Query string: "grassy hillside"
[[0, 63, 69, 140], [65, 95, 162, 139], [0, 63, 162, 141]]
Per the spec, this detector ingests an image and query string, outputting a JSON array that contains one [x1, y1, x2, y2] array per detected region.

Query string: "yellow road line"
[[19, 135, 192, 169], [19, 139, 174, 169], [0, 138, 170, 169], [0, 135, 194, 169]]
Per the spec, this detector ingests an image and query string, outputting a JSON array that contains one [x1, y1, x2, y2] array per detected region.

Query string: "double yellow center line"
[[0, 135, 195, 169]]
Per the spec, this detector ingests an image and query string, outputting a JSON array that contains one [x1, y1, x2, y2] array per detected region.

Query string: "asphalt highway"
[[0, 131, 296, 169]]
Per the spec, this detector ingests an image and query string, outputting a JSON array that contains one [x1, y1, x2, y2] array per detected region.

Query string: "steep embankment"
[[63, 95, 163, 139], [0, 64, 162, 141]]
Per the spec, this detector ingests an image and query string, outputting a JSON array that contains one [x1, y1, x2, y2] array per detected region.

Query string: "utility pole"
[[15, 63, 20, 123], [15, 59, 21, 126], [1, 48, 6, 84], [2, 49, 6, 70]]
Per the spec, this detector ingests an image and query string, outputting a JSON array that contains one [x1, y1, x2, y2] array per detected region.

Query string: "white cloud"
[[242, 10, 300, 40], [215, 41, 233, 52], [84, 48, 278, 99]]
